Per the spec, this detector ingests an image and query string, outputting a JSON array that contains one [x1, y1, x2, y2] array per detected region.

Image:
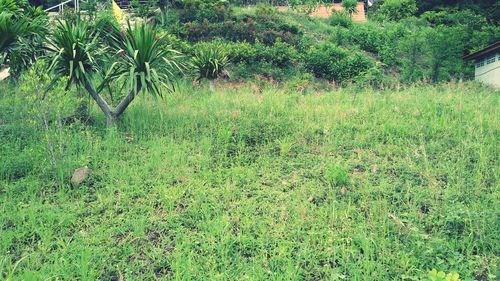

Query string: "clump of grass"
[[325, 163, 349, 187]]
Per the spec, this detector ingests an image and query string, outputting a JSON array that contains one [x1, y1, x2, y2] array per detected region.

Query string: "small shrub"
[[305, 42, 373, 83], [378, 0, 417, 21], [258, 40, 299, 68], [226, 41, 258, 64], [330, 11, 352, 28], [130, 0, 158, 20], [192, 43, 229, 81], [178, 0, 230, 23]]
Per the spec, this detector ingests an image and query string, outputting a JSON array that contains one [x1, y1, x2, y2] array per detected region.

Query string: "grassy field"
[[0, 81, 499, 280]]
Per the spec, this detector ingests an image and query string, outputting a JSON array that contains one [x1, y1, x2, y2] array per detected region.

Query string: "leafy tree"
[[397, 25, 426, 82], [423, 25, 465, 82], [416, 0, 498, 23], [421, 9, 499, 53]]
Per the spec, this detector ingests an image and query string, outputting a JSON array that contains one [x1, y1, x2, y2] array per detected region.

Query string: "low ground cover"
[[1, 81, 498, 280]]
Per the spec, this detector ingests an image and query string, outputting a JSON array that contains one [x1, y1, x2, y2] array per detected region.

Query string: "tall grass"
[[0, 79, 498, 280]]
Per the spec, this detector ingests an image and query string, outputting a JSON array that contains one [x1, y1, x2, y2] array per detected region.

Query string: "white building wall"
[[475, 52, 500, 88]]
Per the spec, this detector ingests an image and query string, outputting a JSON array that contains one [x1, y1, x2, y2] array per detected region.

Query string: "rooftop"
[[464, 41, 500, 61]]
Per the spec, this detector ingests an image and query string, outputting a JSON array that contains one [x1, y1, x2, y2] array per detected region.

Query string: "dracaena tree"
[[47, 20, 184, 126]]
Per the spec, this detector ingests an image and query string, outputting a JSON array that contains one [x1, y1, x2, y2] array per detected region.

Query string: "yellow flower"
[[112, 0, 123, 23]]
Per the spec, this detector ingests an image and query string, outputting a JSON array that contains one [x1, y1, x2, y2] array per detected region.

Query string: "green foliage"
[[329, 10, 352, 28], [305, 42, 373, 83], [0, 0, 47, 75], [225, 41, 258, 64], [94, 8, 121, 42], [416, 0, 498, 23], [428, 269, 460, 281], [325, 163, 349, 187], [258, 40, 299, 68], [177, 0, 230, 23], [224, 40, 299, 80], [0, 0, 23, 14], [191, 43, 229, 80], [130, 0, 159, 20], [106, 22, 184, 96], [331, 22, 401, 64], [422, 25, 465, 82], [46, 20, 100, 90], [179, 6, 302, 47], [378, 0, 417, 21], [421, 9, 499, 52], [341, 0, 358, 16]]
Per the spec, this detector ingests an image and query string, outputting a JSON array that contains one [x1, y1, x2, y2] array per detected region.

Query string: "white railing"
[[44, 0, 80, 13]]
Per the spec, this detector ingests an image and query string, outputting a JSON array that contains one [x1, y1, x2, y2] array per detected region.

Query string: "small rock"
[[71, 167, 90, 186]]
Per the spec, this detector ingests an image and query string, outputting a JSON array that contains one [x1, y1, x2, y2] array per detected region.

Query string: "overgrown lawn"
[[1, 82, 499, 280]]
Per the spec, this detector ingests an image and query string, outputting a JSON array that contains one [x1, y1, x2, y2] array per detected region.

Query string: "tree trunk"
[[106, 114, 117, 127], [83, 79, 114, 126], [82, 79, 142, 127], [114, 89, 138, 117]]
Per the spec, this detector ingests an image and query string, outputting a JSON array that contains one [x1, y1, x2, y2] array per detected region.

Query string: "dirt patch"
[[277, 3, 366, 22]]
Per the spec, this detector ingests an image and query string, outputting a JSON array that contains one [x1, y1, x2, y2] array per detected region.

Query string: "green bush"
[[421, 9, 499, 53], [258, 40, 299, 68], [225, 40, 300, 80], [332, 21, 409, 66], [184, 17, 257, 43], [395, 24, 467, 82], [378, 0, 417, 21], [177, 0, 230, 23], [192, 42, 229, 81], [226, 41, 258, 64], [305, 42, 373, 83], [329, 10, 352, 28], [130, 0, 158, 20]]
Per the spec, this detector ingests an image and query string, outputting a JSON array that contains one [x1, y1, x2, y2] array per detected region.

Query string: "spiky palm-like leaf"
[[46, 20, 101, 90], [104, 22, 184, 97], [0, 12, 28, 54], [192, 46, 229, 81], [0, 0, 47, 74], [0, 0, 22, 14]]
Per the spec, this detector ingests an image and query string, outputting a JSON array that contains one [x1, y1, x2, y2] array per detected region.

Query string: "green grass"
[[0, 81, 499, 280]]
